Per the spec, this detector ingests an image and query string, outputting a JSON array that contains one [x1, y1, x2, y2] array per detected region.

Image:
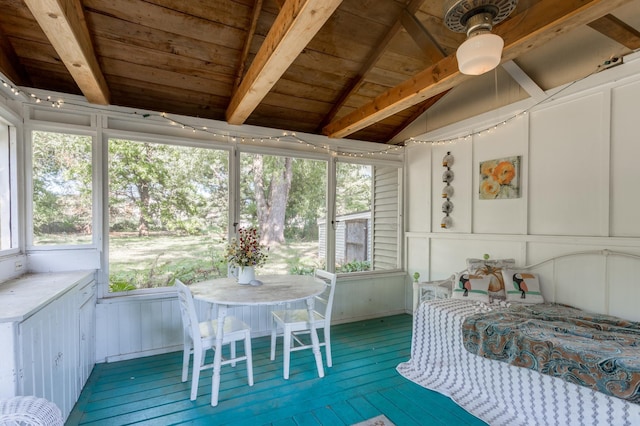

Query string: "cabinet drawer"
[[77, 280, 96, 306]]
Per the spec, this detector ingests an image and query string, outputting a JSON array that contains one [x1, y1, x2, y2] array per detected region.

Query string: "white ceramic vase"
[[237, 266, 255, 284]]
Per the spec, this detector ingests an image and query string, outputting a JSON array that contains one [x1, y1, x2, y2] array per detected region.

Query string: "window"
[[238, 152, 327, 275], [107, 139, 229, 292], [334, 162, 400, 273], [31, 131, 93, 246], [0, 124, 17, 251]]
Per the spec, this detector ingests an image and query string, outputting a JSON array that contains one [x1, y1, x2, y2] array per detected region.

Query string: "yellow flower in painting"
[[493, 161, 516, 185], [480, 160, 497, 178], [480, 176, 500, 199]]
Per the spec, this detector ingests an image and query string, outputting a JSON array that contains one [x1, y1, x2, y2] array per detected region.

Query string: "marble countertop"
[[0, 271, 95, 323]]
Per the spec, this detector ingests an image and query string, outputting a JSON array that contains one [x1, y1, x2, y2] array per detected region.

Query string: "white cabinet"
[[0, 271, 96, 421], [78, 279, 96, 390], [19, 293, 76, 416]]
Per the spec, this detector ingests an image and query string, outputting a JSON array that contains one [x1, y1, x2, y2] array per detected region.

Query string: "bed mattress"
[[397, 299, 640, 426]]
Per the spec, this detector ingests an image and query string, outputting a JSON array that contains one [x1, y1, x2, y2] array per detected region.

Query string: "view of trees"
[[109, 139, 229, 237], [32, 131, 93, 245], [32, 133, 373, 291]]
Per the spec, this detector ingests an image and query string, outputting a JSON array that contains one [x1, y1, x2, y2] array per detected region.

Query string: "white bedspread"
[[396, 299, 640, 426]]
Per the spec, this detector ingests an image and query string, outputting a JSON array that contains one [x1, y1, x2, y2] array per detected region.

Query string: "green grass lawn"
[[108, 233, 323, 291]]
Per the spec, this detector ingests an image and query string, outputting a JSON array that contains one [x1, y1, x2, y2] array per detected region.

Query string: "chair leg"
[[181, 337, 190, 382], [190, 348, 202, 401], [230, 341, 237, 367], [283, 326, 291, 380], [244, 331, 254, 386], [270, 320, 277, 361], [324, 328, 332, 367], [211, 344, 222, 407]]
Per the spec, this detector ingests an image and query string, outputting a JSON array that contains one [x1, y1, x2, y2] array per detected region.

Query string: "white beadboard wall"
[[404, 52, 640, 312], [96, 273, 405, 362]]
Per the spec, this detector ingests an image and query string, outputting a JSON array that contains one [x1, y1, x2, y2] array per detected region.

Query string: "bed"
[[397, 250, 640, 426]]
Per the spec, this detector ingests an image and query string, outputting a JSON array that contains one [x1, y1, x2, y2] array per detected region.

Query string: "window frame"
[[16, 109, 403, 296], [101, 132, 234, 297], [234, 148, 330, 275], [99, 139, 404, 295], [0, 122, 19, 256], [25, 126, 99, 251], [333, 156, 403, 276]]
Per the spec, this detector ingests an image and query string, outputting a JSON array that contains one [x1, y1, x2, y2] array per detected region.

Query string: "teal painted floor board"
[[67, 314, 486, 426]]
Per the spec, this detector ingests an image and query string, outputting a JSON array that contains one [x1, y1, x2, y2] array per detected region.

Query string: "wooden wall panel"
[[95, 274, 406, 363], [610, 79, 640, 237], [529, 93, 608, 236], [406, 54, 640, 318]]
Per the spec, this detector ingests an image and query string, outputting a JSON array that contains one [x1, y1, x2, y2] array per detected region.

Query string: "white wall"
[[96, 273, 406, 362], [405, 52, 640, 309]]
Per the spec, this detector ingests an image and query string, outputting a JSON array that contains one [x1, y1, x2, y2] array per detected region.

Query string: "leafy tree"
[[32, 131, 93, 237], [336, 163, 372, 215], [244, 154, 292, 245], [108, 139, 228, 236], [240, 154, 328, 246], [285, 159, 326, 241]]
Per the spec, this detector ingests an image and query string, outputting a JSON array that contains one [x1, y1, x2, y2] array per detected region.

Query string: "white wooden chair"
[[175, 279, 253, 406], [270, 269, 337, 379]]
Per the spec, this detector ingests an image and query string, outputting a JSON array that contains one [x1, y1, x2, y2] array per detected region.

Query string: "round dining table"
[[189, 274, 327, 404]]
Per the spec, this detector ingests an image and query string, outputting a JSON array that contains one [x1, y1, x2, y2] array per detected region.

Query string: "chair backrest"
[[313, 269, 337, 327], [175, 279, 202, 342]]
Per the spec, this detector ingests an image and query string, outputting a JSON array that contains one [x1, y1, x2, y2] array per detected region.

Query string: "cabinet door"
[[20, 300, 60, 402], [19, 291, 78, 419], [0, 323, 17, 398], [78, 293, 96, 388]]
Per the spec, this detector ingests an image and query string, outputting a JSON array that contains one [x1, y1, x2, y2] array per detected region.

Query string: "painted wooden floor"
[[66, 314, 486, 425]]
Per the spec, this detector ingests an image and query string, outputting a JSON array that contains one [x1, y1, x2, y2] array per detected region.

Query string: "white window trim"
[[24, 126, 99, 251]]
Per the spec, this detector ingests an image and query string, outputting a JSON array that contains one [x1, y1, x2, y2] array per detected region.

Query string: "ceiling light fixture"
[[444, 0, 518, 75]]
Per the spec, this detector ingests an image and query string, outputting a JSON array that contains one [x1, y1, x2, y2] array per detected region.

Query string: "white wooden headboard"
[[521, 249, 640, 322], [414, 250, 640, 322]]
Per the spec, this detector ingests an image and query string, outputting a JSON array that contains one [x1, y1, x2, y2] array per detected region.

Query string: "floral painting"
[[479, 156, 521, 199]]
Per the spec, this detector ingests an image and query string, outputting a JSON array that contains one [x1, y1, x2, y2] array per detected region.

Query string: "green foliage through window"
[[32, 131, 93, 245]]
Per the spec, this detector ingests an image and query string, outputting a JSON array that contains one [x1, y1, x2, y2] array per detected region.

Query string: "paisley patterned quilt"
[[462, 303, 640, 403]]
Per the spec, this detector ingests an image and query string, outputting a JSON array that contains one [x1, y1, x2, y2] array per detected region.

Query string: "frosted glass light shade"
[[456, 33, 504, 75]]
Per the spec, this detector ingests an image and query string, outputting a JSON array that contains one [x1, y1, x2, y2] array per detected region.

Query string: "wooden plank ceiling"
[[0, 0, 639, 144]]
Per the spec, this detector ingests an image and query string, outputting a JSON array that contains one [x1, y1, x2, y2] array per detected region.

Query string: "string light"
[[0, 78, 404, 157], [0, 78, 63, 107], [407, 60, 607, 147], [408, 108, 529, 146], [8, 57, 605, 156], [127, 110, 404, 158]]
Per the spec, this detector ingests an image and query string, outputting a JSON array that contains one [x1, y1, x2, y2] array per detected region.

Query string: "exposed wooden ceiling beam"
[[400, 9, 446, 63], [23, 0, 109, 105], [233, 0, 264, 92], [323, 0, 633, 139], [588, 14, 640, 50], [226, 0, 343, 125], [386, 90, 449, 143], [0, 28, 30, 86], [317, 0, 426, 131], [501, 60, 545, 101]]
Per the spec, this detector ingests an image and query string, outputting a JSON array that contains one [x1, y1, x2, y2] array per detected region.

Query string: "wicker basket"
[[0, 396, 63, 426]]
